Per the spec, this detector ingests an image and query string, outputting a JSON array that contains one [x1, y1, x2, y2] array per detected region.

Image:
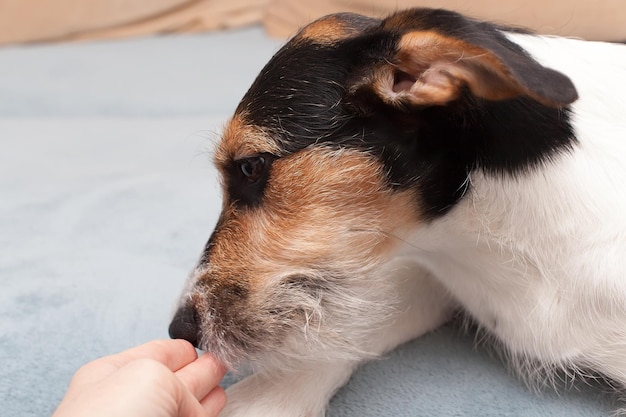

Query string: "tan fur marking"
[[398, 31, 521, 101], [215, 114, 281, 167], [295, 15, 364, 45], [362, 30, 527, 106], [200, 148, 420, 292]]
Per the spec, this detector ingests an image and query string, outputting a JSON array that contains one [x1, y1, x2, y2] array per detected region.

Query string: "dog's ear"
[[349, 26, 578, 109]]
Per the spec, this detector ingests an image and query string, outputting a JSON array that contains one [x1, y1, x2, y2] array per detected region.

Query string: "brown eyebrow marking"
[[214, 113, 282, 169]]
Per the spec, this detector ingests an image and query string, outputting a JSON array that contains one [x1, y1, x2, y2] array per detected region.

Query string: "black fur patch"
[[235, 8, 576, 219]]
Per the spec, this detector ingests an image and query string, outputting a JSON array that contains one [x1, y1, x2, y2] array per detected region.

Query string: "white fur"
[[404, 34, 626, 381], [220, 34, 626, 416], [221, 259, 453, 417]]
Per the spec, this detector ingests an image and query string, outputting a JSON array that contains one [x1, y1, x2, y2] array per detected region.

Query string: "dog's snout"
[[169, 304, 200, 347]]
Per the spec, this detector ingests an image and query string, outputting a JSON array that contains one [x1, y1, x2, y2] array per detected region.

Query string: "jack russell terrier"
[[169, 8, 626, 416]]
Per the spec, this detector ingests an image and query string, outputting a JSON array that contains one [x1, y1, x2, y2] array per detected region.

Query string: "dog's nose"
[[168, 305, 200, 347]]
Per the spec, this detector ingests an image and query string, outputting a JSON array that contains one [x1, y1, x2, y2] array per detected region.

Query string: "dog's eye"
[[228, 153, 276, 207], [238, 156, 266, 183]]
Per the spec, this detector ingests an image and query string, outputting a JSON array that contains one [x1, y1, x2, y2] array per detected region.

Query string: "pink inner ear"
[[393, 70, 417, 93]]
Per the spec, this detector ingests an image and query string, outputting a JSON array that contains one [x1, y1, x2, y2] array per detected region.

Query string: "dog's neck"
[[397, 33, 626, 353]]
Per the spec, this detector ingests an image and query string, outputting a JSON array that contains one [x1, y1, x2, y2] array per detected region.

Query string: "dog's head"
[[169, 8, 577, 369]]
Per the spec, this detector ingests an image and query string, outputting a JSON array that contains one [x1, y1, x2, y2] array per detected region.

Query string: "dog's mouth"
[[193, 308, 278, 370], [170, 264, 398, 370], [170, 274, 326, 370]]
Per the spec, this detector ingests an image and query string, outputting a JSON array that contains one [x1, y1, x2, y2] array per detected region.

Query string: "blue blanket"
[[0, 27, 614, 416]]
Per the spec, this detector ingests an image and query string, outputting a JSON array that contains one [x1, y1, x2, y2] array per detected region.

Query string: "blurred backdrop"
[[1, 0, 625, 45]]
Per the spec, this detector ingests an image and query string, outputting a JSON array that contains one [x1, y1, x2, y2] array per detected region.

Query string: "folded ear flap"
[[353, 30, 578, 108]]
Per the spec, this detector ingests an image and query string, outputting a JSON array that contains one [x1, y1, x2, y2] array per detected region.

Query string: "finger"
[[109, 358, 212, 417], [178, 385, 222, 417], [175, 353, 227, 400], [70, 340, 198, 395], [105, 339, 198, 372], [199, 386, 227, 417]]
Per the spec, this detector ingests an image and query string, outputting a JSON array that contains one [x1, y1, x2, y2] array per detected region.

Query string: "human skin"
[[52, 339, 227, 417]]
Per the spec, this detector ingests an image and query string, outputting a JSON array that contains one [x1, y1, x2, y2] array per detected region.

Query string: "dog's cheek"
[[260, 148, 420, 266]]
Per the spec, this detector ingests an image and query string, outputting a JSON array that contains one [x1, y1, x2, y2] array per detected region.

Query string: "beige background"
[[1, 0, 625, 44]]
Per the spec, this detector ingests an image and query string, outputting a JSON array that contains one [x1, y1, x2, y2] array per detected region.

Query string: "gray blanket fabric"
[[0, 27, 614, 416]]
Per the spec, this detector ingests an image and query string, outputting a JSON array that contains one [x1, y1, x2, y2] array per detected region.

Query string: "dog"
[[169, 8, 626, 416]]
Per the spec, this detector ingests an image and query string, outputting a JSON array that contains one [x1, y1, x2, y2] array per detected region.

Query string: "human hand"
[[52, 339, 227, 417]]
